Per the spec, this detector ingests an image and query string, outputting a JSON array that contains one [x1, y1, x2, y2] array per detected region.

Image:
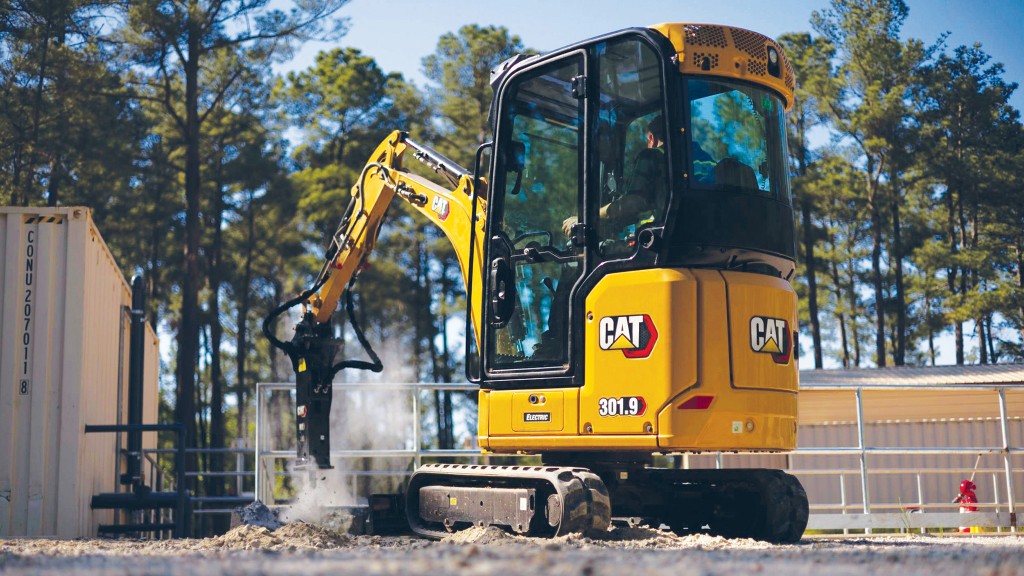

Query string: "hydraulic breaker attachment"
[[289, 313, 339, 469], [263, 287, 383, 470]]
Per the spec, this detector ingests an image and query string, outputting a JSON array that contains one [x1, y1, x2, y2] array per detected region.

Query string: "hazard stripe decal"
[[22, 216, 65, 224]]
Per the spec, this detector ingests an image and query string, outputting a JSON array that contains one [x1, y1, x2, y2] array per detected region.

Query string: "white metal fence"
[[255, 380, 1021, 533]]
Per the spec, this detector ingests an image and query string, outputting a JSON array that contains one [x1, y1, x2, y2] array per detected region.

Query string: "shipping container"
[[0, 207, 159, 538]]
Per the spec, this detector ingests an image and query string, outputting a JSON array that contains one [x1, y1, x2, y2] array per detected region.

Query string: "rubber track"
[[406, 464, 610, 539], [645, 468, 809, 543]]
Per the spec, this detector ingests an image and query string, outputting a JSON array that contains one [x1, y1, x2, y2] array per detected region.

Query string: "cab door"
[[484, 53, 586, 381]]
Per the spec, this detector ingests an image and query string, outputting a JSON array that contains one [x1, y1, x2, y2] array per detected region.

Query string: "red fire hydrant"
[[953, 479, 978, 533]]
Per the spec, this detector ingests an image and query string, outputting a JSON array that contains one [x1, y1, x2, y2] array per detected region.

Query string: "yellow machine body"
[[650, 22, 795, 110], [480, 268, 798, 453]]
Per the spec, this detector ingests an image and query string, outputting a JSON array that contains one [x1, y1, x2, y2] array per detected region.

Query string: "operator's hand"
[[562, 215, 577, 237]]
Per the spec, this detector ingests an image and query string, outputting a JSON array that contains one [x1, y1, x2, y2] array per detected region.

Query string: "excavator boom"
[[262, 130, 485, 468]]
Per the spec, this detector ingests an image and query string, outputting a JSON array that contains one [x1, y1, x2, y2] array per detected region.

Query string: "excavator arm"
[[263, 130, 487, 468]]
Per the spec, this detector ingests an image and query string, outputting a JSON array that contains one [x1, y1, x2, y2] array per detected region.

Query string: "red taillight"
[[677, 395, 714, 410]]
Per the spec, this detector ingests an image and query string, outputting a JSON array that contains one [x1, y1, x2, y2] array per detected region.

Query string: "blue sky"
[[283, 0, 1024, 112]]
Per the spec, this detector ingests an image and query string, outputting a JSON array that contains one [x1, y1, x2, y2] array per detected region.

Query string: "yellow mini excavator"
[[264, 23, 808, 542]]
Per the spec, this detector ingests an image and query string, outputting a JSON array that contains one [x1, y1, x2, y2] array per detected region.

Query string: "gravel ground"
[[1, 523, 1022, 576]]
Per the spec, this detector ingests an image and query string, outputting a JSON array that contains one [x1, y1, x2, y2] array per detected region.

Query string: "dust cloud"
[[281, 338, 417, 524]]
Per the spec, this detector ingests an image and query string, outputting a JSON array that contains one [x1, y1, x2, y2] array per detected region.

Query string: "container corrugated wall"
[[0, 207, 159, 538]]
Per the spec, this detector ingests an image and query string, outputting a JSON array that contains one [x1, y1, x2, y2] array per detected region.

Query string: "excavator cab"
[[478, 25, 795, 387]]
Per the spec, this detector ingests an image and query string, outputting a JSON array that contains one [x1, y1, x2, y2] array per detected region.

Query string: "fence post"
[[174, 423, 188, 538], [992, 472, 1002, 533], [255, 384, 263, 503], [234, 439, 245, 497], [997, 388, 1017, 533], [916, 473, 925, 534], [856, 388, 871, 533], [840, 473, 848, 535], [412, 388, 422, 469]]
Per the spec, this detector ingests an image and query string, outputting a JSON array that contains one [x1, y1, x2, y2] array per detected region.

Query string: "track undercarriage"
[[405, 455, 808, 544], [407, 464, 611, 538]]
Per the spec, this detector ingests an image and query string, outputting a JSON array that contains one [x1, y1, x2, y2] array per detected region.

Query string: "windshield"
[[687, 78, 790, 202], [665, 76, 795, 268]]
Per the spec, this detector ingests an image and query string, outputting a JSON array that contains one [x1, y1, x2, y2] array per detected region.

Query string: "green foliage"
[[784, 0, 1024, 367], [422, 24, 527, 166], [0, 0, 141, 207]]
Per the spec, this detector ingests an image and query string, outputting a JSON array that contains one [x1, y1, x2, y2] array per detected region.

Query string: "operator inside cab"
[[598, 115, 667, 246], [563, 114, 667, 249]]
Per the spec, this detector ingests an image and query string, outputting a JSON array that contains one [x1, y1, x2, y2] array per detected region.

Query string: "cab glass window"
[[487, 57, 584, 372], [687, 78, 790, 202], [593, 38, 669, 260]]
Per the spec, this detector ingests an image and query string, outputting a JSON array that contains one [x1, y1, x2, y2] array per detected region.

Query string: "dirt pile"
[[275, 522, 353, 548], [594, 526, 773, 550], [441, 526, 521, 545], [435, 524, 776, 550], [206, 521, 352, 551]]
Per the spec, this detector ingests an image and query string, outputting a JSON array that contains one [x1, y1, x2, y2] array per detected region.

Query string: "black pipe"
[[126, 275, 147, 490], [98, 522, 177, 535], [91, 491, 181, 510], [86, 424, 182, 433]]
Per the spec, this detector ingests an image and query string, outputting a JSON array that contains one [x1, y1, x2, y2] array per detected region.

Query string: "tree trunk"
[[424, 260, 450, 450], [968, 185, 983, 365], [979, 317, 988, 364], [146, 174, 165, 329], [269, 278, 284, 381], [1017, 245, 1024, 347], [958, 182, 970, 365], [206, 184, 227, 533], [46, 157, 63, 207], [10, 145, 24, 206], [45, 24, 68, 207], [175, 22, 202, 483], [23, 18, 52, 205], [847, 258, 861, 367], [981, 315, 993, 363], [890, 179, 906, 366], [801, 196, 823, 368], [792, 111, 822, 369], [439, 260, 454, 449], [867, 170, 886, 368], [945, 164, 964, 364], [926, 291, 936, 366], [829, 254, 850, 368], [235, 193, 256, 437], [196, 326, 209, 512]]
